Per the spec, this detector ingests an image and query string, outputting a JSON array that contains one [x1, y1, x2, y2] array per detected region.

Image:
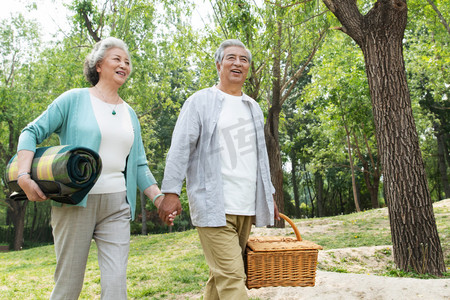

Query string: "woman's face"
[[96, 47, 131, 86]]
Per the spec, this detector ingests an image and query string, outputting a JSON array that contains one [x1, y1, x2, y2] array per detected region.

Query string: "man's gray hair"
[[214, 39, 252, 65], [84, 37, 132, 86]]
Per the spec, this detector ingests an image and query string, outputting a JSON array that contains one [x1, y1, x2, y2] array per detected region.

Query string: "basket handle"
[[279, 213, 302, 241]]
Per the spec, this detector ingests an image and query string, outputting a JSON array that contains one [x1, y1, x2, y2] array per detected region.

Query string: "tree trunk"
[[304, 165, 315, 217], [140, 190, 147, 235], [7, 199, 28, 250], [265, 108, 284, 227], [289, 135, 301, 218], [322, 0, 445, 275], [265, 20, 285, 228], [353, 130, 381, 209], [315, 172, 324, 217], [343, 118, 361, 212], [436, 125, 450, 199]]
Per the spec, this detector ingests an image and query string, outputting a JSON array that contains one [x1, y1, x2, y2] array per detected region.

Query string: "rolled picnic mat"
[[4, 145, 102, 205]]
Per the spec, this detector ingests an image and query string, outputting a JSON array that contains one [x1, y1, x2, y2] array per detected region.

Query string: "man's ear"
[[216, 62, 221, 73]]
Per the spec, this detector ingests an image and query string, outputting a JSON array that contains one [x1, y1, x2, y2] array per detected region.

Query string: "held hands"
[[157, 193, 182, 226], [17, 175, 47, 202]]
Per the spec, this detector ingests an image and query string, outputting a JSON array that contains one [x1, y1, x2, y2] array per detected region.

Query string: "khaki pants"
[[196, 215, 253, 300], [50, 191, 130, 300]]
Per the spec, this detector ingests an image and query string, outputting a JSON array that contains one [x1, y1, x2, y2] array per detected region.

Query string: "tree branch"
[[280, 29, 327, 103], [322, 0, 365, 44], [211, 0, 229, 38], [265, 0, 315, 9], [81, 11, 100, 42], [426, 0, 450, 35]]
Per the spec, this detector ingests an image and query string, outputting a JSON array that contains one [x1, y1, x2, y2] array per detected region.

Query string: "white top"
[[216, 88, 257, 215], [89, 95, 134, 194]]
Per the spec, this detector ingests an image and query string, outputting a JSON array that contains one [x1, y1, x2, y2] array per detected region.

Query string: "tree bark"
[[353, 130, 381, 209], [5, 119, 27, 251], [289, 144, 301, 218], [343, 117, 361, 212], [322, 0, 445, 275], [140, 190, 147, 235], [315, 172, 324, 217], [265, 20, 285, 228], [303, 163, 315, 217], [7, 199, 28, 250], [435, 124, 450, 199]]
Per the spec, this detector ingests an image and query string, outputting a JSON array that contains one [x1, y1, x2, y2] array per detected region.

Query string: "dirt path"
[[247, 270, 450, 299]]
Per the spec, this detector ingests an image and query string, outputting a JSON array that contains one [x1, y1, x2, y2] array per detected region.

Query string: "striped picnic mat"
[[4, 145, 102, 204]]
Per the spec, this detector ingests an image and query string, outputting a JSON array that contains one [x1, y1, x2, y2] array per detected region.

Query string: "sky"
[[1, 0, 72, 41], [0, 0, 211, 42]]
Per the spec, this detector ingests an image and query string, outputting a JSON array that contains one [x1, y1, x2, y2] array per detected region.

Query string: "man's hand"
[[158, 193, 182, 226], [274, 201, 280, 221]]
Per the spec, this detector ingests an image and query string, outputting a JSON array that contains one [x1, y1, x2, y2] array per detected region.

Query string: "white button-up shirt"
[[162, 86, 275, 227]]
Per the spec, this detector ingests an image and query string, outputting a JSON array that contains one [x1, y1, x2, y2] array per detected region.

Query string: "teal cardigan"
[[17, 88, 156, 220]]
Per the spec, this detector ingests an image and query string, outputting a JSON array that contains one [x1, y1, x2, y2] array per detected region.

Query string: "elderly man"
[[159, 39, 279, 300]]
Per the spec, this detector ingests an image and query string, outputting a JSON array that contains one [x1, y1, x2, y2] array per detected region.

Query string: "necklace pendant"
[[112, 110, 117, 115]]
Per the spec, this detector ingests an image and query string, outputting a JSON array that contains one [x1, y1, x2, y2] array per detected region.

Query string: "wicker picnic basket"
[[245, 213, 323, 289]]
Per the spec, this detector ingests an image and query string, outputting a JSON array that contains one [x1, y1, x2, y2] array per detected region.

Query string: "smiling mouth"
[[116, 71, 126, 76], [231, 70, 242, 74]]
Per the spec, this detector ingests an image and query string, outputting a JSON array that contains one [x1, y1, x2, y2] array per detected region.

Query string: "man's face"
[[216, 46, 250, 88]]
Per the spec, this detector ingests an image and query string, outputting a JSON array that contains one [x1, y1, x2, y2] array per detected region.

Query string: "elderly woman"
[[16, 37, 172, 299]]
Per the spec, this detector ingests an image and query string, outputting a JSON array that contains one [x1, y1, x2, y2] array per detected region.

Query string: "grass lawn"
[[1, 200, 448, 299]]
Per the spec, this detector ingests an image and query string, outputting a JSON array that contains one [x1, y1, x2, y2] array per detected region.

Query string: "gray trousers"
[[50, 191, 130, 300]]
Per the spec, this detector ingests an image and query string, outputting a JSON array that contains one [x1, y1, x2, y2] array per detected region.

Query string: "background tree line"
[[0, 0, 448, 275]]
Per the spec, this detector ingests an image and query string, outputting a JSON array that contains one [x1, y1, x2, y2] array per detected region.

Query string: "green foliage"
[[1, 0, 449, 257], [405, 0, 450, 200], [0, 0, 201, 240], [0, 14, 47, 204]]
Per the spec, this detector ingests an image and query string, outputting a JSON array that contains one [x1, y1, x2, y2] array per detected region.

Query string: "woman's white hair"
[[84, 37, 132, 86]]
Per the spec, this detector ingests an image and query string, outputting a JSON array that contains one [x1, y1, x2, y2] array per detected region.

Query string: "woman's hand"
[[18, 175, 47, 202], [16, 150, 47, 202]]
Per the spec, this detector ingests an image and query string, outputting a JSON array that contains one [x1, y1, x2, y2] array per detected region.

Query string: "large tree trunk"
[[322, 0, 445, 275]]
